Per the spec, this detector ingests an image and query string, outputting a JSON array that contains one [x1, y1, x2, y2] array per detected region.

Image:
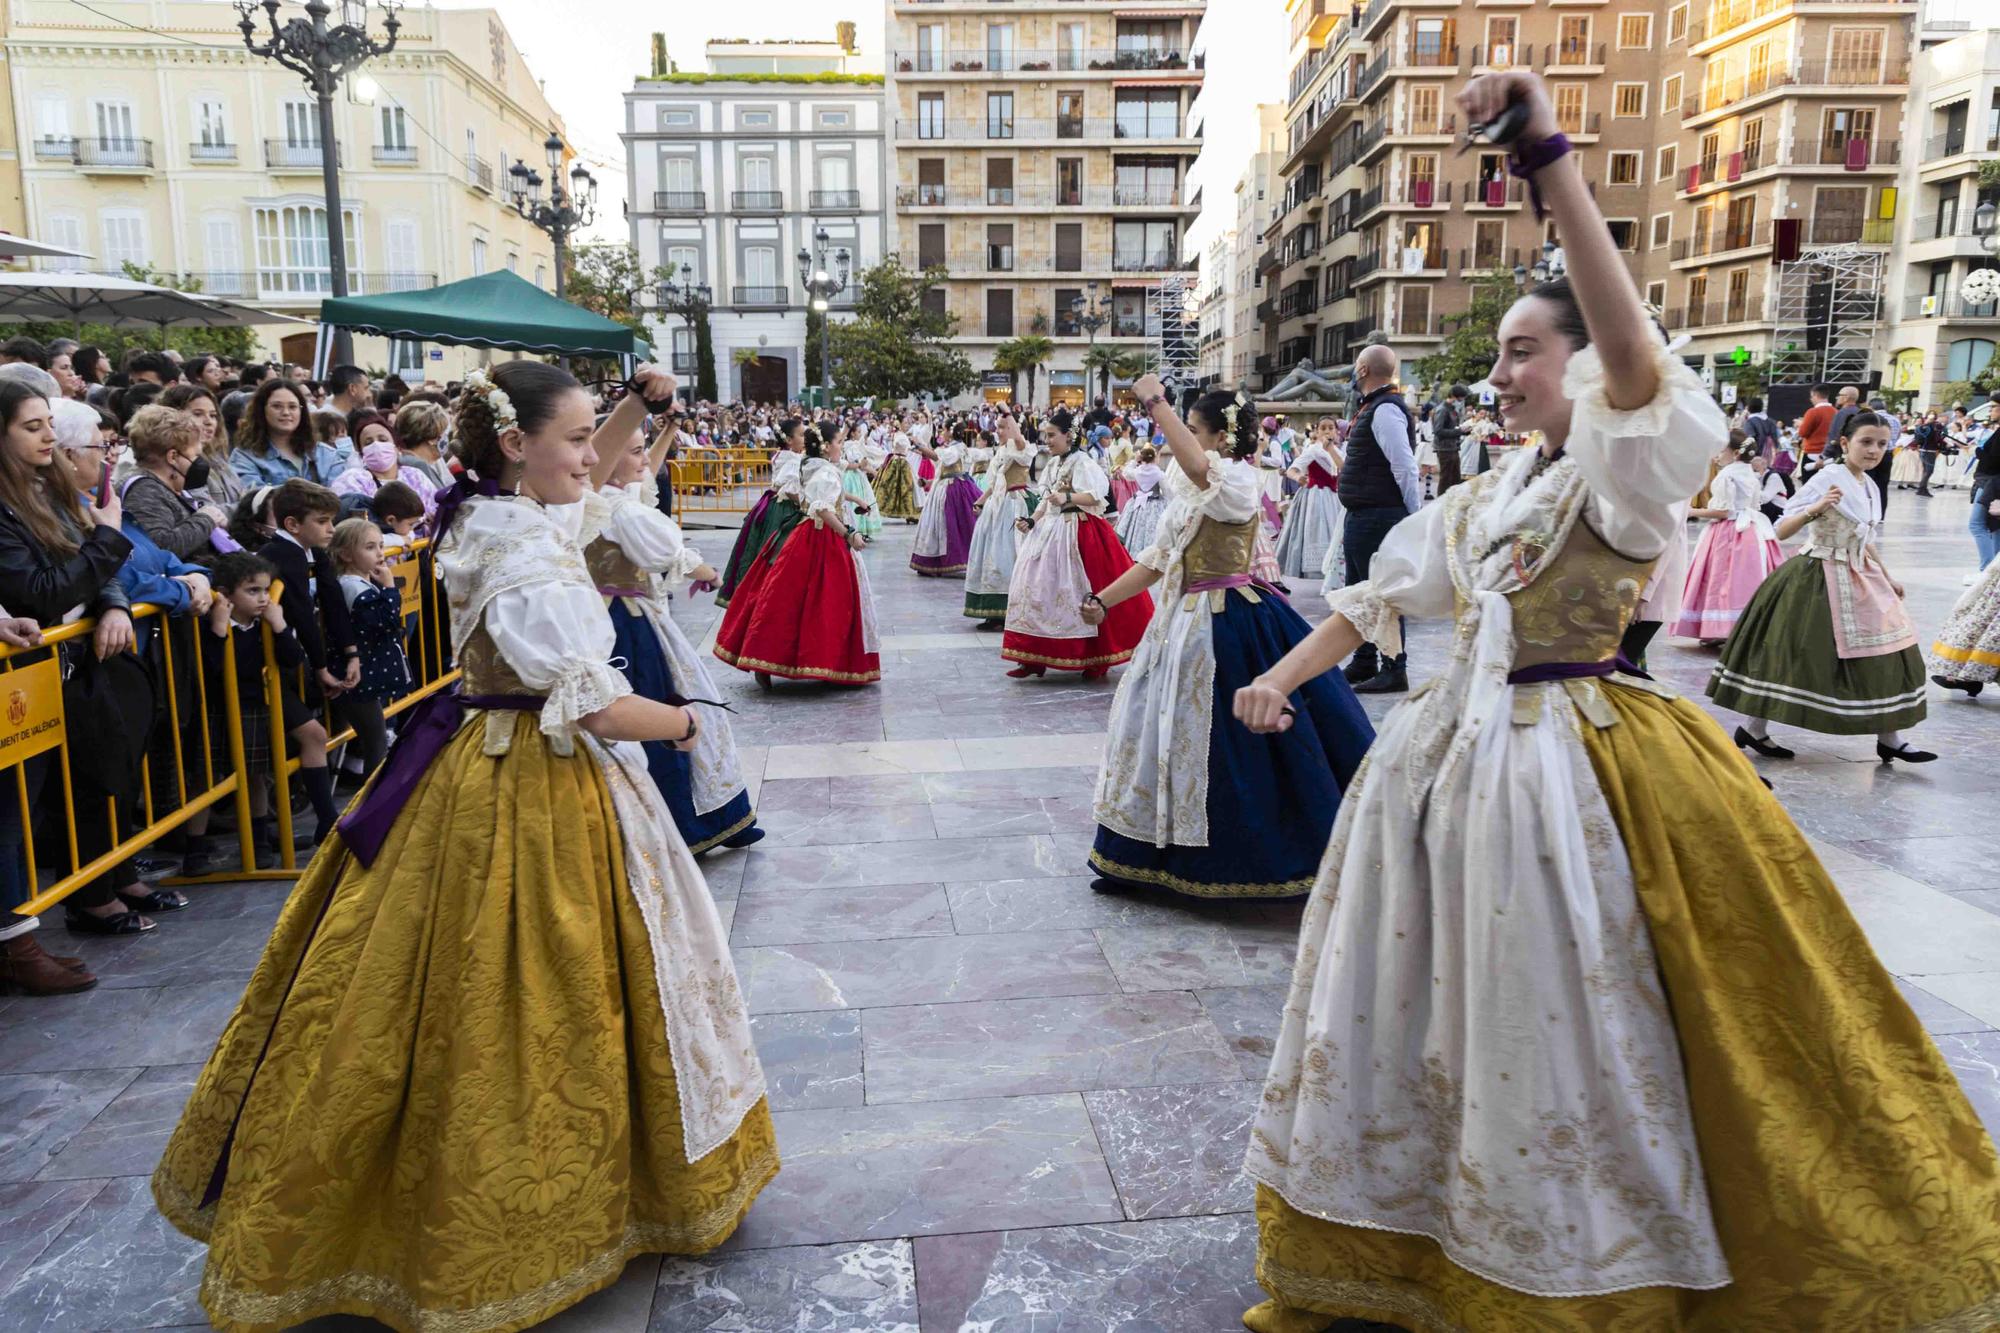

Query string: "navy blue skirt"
[[607, 599, 758, 854], [1090, 588, 1374, 899]]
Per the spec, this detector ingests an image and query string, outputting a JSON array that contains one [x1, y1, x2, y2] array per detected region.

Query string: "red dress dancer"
[[716, 453, 881, 686], [1002, 424, 1153, 679]]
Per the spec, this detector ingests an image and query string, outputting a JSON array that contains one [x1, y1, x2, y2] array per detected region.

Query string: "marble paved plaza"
[[3, 490, 2000, 1331]]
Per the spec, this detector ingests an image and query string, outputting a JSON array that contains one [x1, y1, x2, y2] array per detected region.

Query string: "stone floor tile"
[[920, 768, 1100, 804], [1907, 971, 2000, 1031], [739, 930, 1116, 1014], [61, 919, 274, 992], [1935, 1031, 2000, 1143], [945, 877, 1211, 935], [533, 1254, 661, 1333], [740, 835, 1070, 893], [1094, 921, 1303, 992], [3, 1175, 208, 1331], [1848, 835, 2000, 895], [0, 1069, 140, 1183], [1195, 985, 1294, 1081], [763, 740, 964, 781], [734, 882, 953, 947], [1084, 1081, 1261, 1219], [652, 1240, 917, 1332], [0, 981, 245, 1074], [733, 1095, 1122, 1249], [758, 801, 939, 849], [955, 733, 1105, 772], [753, 1011, 864, 1113], [862, 993, 1239, 1104], [0, 1179, 109, 1301], [33, 1066, 201, 1183], [1837, 873, 2000, 977], [1894, 979, 1995, 1038]]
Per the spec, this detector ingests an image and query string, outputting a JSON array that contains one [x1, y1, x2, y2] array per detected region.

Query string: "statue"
[[1263, 358, 1349, 404]]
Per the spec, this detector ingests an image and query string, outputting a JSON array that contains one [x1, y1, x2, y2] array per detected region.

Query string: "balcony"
[[810, 190, 862, 211], [372, 144, 418, 166], [1391, 311, 1441, 339], [1903, 293, 2000, 321], [1548, 41, 1607, 69], [1458, 245, 1525, 276], [892, 47, 1199, 74], [1355, 52, 1390, 100], [1554, 112, 1602, 138], [463, 154, 494, 192], [73, 138, 154, 171], [189, 141, 237, 164], [1467, 178, 1527, 208], [180, 270, 436, 301], [732, 191, 784, 212], [1808, 213, 1895, 245], [1924, 132, 2000, 163], [1783, 138, 1900, 169], [1356, 119, 1390, 163], [1398, 43, 1460, 70], [1354, 185, 1386, 220], [731, 286, 790, 307], [654, 191, 705, 213], [1669, 295, 1769, 329], [1913, 214, 2000, 244], [1113, 248, 1180, 272], [1473, 43, 1533, 70], [1355, 0, 1391, 38], [31, 136, 76, 161], [895, 117, 1194, 143], [1683, 144, 1766, 190], [1351, 250, 1383, 283], [266, 139, 343, 171], [1400, 179, 1453, 207], [1682, 57, 1910, 120], [1670, 218, 1773, 261]]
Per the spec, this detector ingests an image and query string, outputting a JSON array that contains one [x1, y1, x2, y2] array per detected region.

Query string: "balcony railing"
[[189, 141, 237, 163], [654, 191, 705, 213], [896, 117, 1191, 142], [731, 286, 790, 307], [1352, 250, 1383, 283], [1113, 249, 1180, 272], [463, 154, 494, 191], [1914, 213, 2000, 242], [1401, 44, 1460, 69], [1473, 43, 1532, 70], [1684, 144, 1766, 188], [1670, 218, 1773, 261], [1458, 246, 1526, 275], [1550, 41, 1607, 67], [1392, 311, 1441, 338], [1668, 296, 1768, 329], [266, 139, 343, 170], [1683, 57, 1909, 117], [1355, 185, 1386, 218], [1808, 213, 1896, 245], [732, 191, 784, 212], [810, 190, 862, 210], [1356, 51, 1390, 99], [372, 144, 418, 165], [73, 138, 154, 169], [1784, 138, 1899, 168], [1468, 178, 1527, 207], [1903, 293, 2000, 320], [1401, 179, 1453, 207], [1555, 112, 1602, 137], [178, 270, 436, 300], [31, 136, 76, 161], [892, 48, 1198, 74]]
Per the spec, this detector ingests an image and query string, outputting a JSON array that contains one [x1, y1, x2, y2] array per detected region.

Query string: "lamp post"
[[796, 226, 851, 405], [1512, 239, 1567, 289], [1071, 281, 1111, 401], [659, 262, 712, 403], [236, 0, 400, 368], [509, 131, 598, 334]]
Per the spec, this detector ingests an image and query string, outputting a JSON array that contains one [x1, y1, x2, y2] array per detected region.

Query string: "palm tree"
[[991, 341, 1023, 404], [1011, 334, 1054, 407], [1110, 348, 1157, 400], [1082, 344, 1122, 404]]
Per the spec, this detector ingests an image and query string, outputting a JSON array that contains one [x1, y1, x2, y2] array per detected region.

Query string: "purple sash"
[[1186, 572, 1290, 602], [336, 689, 542, 866]]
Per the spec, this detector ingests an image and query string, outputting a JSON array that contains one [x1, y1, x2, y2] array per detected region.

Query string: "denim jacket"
[[228, 441, 353, 489]]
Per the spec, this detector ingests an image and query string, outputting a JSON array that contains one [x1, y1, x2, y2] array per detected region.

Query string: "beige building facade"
[[2, 0, 569, 378], [885, 0, 1208, 406], [1261, 0, 1923, 393]]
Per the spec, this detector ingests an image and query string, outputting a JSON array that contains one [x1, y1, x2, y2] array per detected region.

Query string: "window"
[[922, 287, 948, 321], [91, 99, 136, 148], [194, 97, 228, 148], [1699, 132, 1721, 180], [987, 223, 1014, 272], [986, 157, 1014, 205], [1115, 91, 1180, 139], [1115, 158, 1177, 205], [1827, 27, 1884, 83], [743, 245, 778, 287], [661, 157, 696, 194], [1412, 18, 1453, 63], [1614, 84, 1645, 118], [1687, 273, 1708, 318], [1810, 184, 1869, 242], [1472, 219, 1504, 269], [1725, 268, 1751, 321], [252, 202, 360, 293], [1398, 284, 1431, 337], [1617, 14, 1652, 49], [1485, 16, 1518, 66], [1056, 224, 1082, 272], [1608, 151, 1640, 185], [32, 94, 68, 147], [1057, 90, 1085, 138], [1552, 85, 1585, 134], [1746, 40, 1773, 94], [285, 97, 319, 148], [986, 288, 1014, 337], [379, 105, 409, 153], [986, 92, 1015, 139], [1668, 4, 1688, 43], [1557, 16, 1592, 64], [917, 94, 945, 140], [916, 158, 946, 205], [916, 25, 944, 71], [1605, 219, 1637, 250], [1821, 107, 1876, 164], [1057, 157, 1083, 206], [1651, 213, 1672, 248], [665, 243, 699, 279], [385, 216, 421, 287], [1656, 143, 1678, 181], [464, 127, 476, 174], [1114, 220, 1176, 270], [202, 214, 242, 291], [818, 154, 853, 194], [1742, 118, 1764, 169], [660, 107, 696, 128], [986, 23, 1016, 72], [504, 252, 519, 273], [741, 156, 773, 191], [1409, 86, 1441, 134], [1663, 73, 1683, 117], [1057, 23, 1086, 72], [740, 109, 774, 128], [817, 109, 851, 129], [470, 237, 486, 275], [1948, 338, 1998, 379], [918, 224, 945, 271]]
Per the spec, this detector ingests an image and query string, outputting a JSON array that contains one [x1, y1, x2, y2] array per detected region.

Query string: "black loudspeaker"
[[1804, 280, 1833, 353], [1866, 369, 1883, 393], [1767, 383, 1813, 422]]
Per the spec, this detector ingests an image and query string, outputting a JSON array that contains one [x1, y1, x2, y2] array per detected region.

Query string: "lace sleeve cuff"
[[1562, 340, 1706, 442], [1327, 580, 1402, 657], [539, 658, 632, 741]]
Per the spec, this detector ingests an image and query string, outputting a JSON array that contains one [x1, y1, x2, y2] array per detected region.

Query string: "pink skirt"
[[1671, 519, 1784, 641]]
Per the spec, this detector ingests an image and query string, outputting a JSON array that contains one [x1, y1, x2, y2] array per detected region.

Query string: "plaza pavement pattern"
[[1, 493, 1998, 1331]]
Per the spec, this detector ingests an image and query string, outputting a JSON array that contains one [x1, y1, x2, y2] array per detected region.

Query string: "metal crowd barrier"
[[667, 447, 772, 516], [0, 539, 458, 912]]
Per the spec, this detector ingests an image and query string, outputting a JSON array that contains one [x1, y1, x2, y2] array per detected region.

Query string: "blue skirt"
[[607, 600, 758, 854], [1090, 589, 1373, 899]]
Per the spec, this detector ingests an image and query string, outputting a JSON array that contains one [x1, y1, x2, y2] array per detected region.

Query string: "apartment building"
[[1263, 0, 1920, 390], [1232, 101, 1286, 388], [2, 1, 568, 377], [624, 33, 888, 403], [1197, 227, 1233, 385], [885, 0, 1208, 405], [1881, 26, 2000, 406]]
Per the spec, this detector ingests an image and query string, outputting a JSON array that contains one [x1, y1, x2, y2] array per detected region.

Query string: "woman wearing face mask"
[[159, 382, 244, 512], [1231, 70, 1999, 1332], [330, 409, 440, 516], [118, 402, 232, 561]]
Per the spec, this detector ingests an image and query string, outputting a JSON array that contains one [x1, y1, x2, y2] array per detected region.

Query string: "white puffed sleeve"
[[935, 442, 963, 468], [1563, 342, 1728, 558], [1191, 456, 1262, 523], [803, 458, 846, 518], [1325, 500, 1455, 657], [483, 581, 631, 740], [770, 449, 804, 500], [601, 485, 706, 582], [1069, 454, 1110, 503]]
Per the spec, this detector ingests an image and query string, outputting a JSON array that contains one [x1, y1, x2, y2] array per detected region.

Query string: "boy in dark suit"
[[256, 479, 356, 845]]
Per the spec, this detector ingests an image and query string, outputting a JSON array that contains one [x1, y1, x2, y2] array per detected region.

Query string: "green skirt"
[[1707, 553, 1927, 734]]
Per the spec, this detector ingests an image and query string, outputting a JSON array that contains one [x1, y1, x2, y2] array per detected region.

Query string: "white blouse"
[[598, 483, 707, 590], [802, 456, 846, 519], [1135, 455, 1263, 578], [1707, 460, 1760, 515], [1785, 459, 1883, 546], [770, 448, 804, 500], [1044, 451, 1109, 507]]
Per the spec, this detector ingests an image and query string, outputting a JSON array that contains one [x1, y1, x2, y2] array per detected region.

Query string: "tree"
[[991, 339, 1024, 403], [692, 307, 718, 402], [804, 304, 826, 394], [1410, 273, 1517, 394], [1010, 334, 1054, 406], [562, 243, 661, 336], [1082, 344, 1122, 402], [824, 257, 975, 402], [18, 262, 259, 363]]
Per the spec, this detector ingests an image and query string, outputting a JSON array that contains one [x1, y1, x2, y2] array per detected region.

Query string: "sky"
[[452, 0, 1287, 252]]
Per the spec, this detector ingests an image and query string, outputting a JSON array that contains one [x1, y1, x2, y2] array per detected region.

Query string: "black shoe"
[[718, 825, 766, 851], [1917, 489, 1935, 497], [64, 907, 154, 936], [1352, 667, 1409, 695], [976, 618, 1004, 631], [1877, 741, 1938, 764], [1342, 657, 1379, 685], [1088, 876, 1135, 896], [253, 818, 314, 853], [1932, 674, 1985, 698], [1733, 726, 1795, 759]]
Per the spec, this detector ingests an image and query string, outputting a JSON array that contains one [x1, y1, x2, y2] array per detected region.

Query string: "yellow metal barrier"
[[668, 447, 771, 516], [0, 537, 460, 912]]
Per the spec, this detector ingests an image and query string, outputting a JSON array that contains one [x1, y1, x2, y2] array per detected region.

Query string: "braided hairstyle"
[[449, 361, 580, 483], [801, 419, 827, 460], [1191, 388, 1259, 459]]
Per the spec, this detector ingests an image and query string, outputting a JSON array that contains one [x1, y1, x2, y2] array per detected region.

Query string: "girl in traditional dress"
[[153, 362, 777, 1333], [1709, 412, 1935, 763], [1115, 446, 1167, 554], [1931, 538, 2000, 698], [591, 419, 763, 853], [962, 417, 1038, 626], [1231, 71, 1998, 1333], [1106, 426, 1139, 516], [715, 423, 880, 687], [716, 415, 809, 607], [840, 429, 882, 540], [910, 430, 981, 576], [1000, 408, 1153, 680], [1078, 383, 1373, 900], [875, 428, 924, 523], [1671, 435, 1785, 644], [1272, 421, 1343, 580]]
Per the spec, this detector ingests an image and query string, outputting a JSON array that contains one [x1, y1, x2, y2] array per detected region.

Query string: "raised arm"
[[1456, 72, 1657, 410], [590, 366, 677, 489], [1131, 372, 1212, 489]]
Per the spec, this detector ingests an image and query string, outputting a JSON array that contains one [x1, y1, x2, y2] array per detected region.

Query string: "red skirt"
[[1002, 513, 1154, 672], [715, 521, 881, 685]]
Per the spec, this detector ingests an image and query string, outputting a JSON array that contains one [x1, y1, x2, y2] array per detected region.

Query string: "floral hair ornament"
[[459, 368, 519, 433]]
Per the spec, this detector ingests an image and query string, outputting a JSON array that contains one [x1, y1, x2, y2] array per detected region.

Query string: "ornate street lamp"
[[658, 263, 711, 400], [236, 0, 400, 366], [797, 226, 851, 402], [507, 131, 596, 366]]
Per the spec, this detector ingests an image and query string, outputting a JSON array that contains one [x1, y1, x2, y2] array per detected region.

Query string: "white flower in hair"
[[462, 368, 519, 431]]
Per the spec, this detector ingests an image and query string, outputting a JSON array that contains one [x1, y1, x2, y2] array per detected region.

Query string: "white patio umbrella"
[[0, 231, 94, 264], [0, 270, 305, 339]]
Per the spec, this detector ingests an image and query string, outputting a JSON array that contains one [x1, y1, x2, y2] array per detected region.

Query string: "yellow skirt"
[[151, 713, 778, 1333], [1251, 685, 2000, 1332]]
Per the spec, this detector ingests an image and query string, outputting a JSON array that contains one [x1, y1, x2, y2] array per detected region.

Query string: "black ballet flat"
[[753, 671, 773, 691], [1733, 726, 1795, 760], [1932, 674, 1986, 698], [718, 826, 766, 851], [1877, 741, 1938, 764]]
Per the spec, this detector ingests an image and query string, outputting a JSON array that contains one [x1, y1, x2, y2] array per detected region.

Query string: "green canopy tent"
[[312, 269, 649, 376]]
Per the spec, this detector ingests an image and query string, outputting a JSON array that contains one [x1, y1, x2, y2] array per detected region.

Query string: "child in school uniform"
[[328, 518, 411, 782]]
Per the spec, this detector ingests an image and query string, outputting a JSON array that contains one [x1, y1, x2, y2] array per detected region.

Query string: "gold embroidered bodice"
[[1181, 515, 1259, 586], [583, 534, 648, 593], [456, 624, 536, 698], [1804, 503, 1868, 558], [1506, 520, 1657, 670], [1003, 460, 1030, 488]]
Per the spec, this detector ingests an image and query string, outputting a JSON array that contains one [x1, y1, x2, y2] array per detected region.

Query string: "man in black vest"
[[1433, 384, 1466, 492], [1340, 344, 1423, 693]]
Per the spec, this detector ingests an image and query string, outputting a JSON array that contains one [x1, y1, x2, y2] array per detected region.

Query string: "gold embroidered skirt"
[[151, 713, 778, 1333], [1250, 685, 2000, 1332]]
